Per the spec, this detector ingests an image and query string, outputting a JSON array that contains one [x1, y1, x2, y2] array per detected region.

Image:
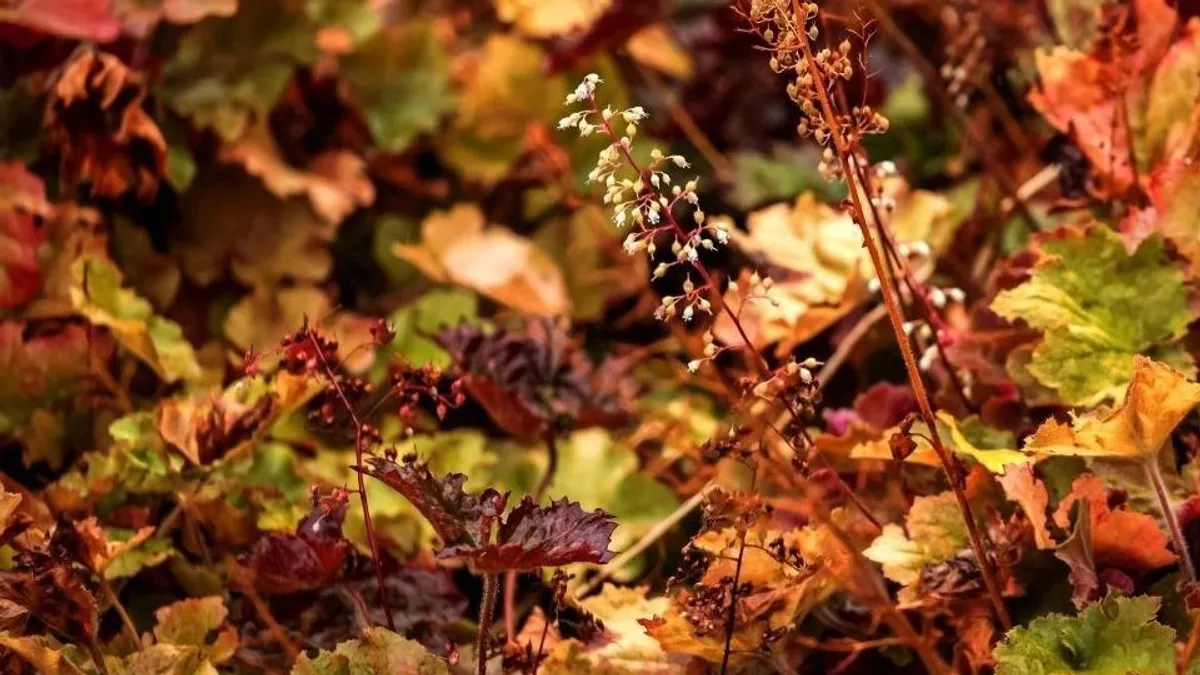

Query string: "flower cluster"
[[747, 0, 889, 182], [559, 75, 732, 326]]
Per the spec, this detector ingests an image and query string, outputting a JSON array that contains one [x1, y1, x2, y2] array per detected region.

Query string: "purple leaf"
[[358, 455, 507, 550], [444, 497, 617, 573]]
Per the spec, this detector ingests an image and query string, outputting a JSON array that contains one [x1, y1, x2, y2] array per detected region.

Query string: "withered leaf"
[[44, 49, 166, 200]]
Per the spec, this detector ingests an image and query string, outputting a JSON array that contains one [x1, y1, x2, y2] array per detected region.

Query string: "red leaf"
[[0, 162, 48, 310], [2, 0, 120, 42], [1053, 474, 1177, 570], [358, 455, 507, 550], [444, 497, 617, 573], [244, 489, 352, 595]]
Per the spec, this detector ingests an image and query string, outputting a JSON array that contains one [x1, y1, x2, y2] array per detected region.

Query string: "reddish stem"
[[789, 0, 1010, 629], [307, 334, 395, 631]]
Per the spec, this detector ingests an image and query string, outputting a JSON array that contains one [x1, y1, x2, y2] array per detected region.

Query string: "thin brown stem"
[[84, 639, 110, 675], [720, 463, 759, 675], [308, 334, 395, 631], [791, 0, 1010, 629], [1181, 610, 1200, 674], [1144, 455, 1196, 583], [477, 573, 500, 675], [100, 576, 139, 646]]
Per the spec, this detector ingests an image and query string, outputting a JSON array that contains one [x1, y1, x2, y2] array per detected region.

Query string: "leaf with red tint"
[[44, 49, 166, 200], [0, 162, 49, 310], [445, 497, 616, 573], [244, 489, 352, 595], [852, 382, 918, 432], [437, 318, 633, 439], [0, 0, 120, 42], [1054, 498, 1100, 609], [998, 462, 1054, 550], [1053, 474, 1177, 571], [0, 517, 100, 641], [358, 455, 507, 550]]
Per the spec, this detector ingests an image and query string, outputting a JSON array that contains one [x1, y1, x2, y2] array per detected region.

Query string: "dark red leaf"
[[444, 497, 617, 573], [244, 489, 351, 595], [358, 455, 507, 550]]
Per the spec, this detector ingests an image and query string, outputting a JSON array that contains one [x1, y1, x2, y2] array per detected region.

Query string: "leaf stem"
[[1143, 455, 1196, 583], [307, 333, 395, 631], [99, 576, 139, 647], [789, 0, 1010, 629], [477, 573, 499, 675]]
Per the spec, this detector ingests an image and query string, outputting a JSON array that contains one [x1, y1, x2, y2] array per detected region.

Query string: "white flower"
[[687, 360, 701, 373], [671, 156, 690, 169], [623, 233, 641, 255], [646, 208, 660, 225], [682, 305, 695, 322], [574, 81, 590, 100]]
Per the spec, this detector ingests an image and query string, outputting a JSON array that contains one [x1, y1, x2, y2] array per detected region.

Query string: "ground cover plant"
[[7, 0, 1200, 673]]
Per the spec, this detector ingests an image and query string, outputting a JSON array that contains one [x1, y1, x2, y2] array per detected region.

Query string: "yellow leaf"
[[1023, 356, 1200, 459], [625, 24, 693, 80], [395, 204, 569, 316], [494, 0, 612, 38], [715, 180, 953, 353]]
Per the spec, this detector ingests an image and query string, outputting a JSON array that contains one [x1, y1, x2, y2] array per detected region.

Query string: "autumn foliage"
[[9, 0, 1200, 674]]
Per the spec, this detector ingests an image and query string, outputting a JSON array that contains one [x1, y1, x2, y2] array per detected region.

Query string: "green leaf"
[[294, 627, 450, 675], [993, 594, 1175, 675], [341, 22, 453, 153], [938, 412, 1029, 474], [154, 596, 228, 646], [69, 254, 202, 384], [306, 0, 381, 48], [991, 227, 1192, 405], [439, 35, 564, 184], [388, 288, 479, 367], [863, 492, 969, 585], [104, 533, 175, 580], [160, 0, 318, 141], [728, 146, 836, 210], [372, 214, 421, 287]]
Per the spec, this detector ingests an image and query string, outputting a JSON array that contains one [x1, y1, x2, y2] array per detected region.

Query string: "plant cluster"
[[7, 0, 1200, 674]]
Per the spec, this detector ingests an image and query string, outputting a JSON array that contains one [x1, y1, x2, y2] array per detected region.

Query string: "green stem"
[[1143, 456, 1196, 583]]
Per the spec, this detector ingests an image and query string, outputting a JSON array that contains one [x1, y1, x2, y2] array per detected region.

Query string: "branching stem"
[[307, 334, 395, 631], [790, 0, 1010, 629]]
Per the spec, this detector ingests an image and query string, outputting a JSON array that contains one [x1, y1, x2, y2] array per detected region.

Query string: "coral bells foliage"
[[360, 454, 616, 573], [437, 317, 633, 438], [243, 488, 352, 595]]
